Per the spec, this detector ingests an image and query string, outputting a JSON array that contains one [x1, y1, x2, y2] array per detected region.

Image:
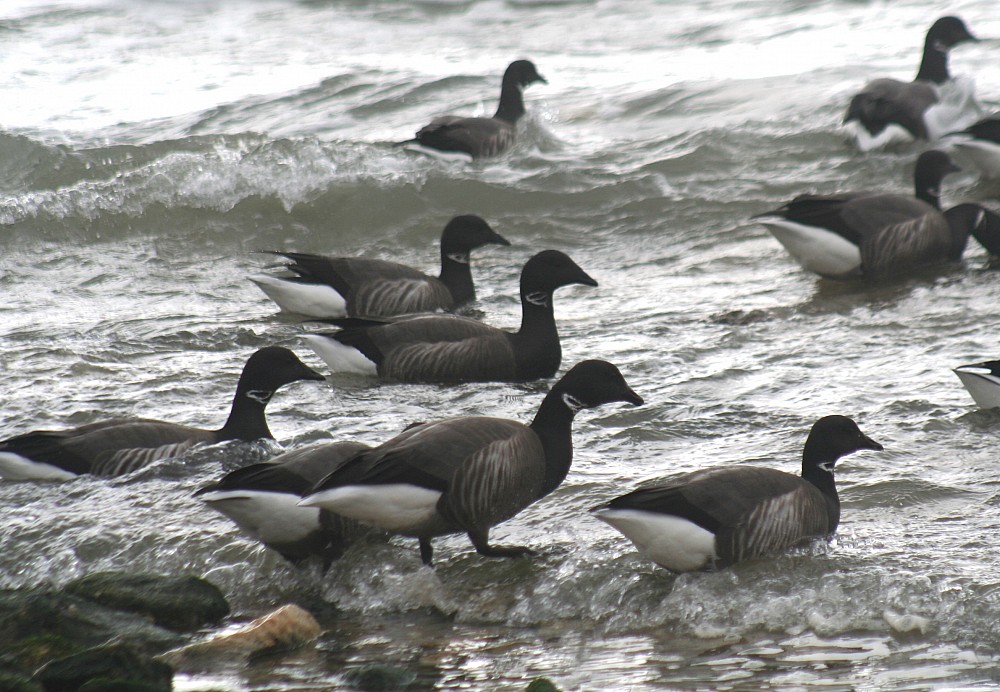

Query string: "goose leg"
[[468, 530, 536, 559], [419, 537, 434, 566]]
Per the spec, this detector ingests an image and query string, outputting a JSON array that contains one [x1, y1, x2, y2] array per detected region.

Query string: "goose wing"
[[609, 466, 831, 565], [846, 78, 938, 138], [416, 115, 514, 158], [275, 253, 453, 317], [857, 207, 952, 276], [1, 419, 213, 476]]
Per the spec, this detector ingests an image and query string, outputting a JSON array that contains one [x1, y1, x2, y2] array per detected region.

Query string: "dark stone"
[[33, 642, 172, 692], [0, 669, 43, 692], [526, 678, 561, 692], [342, 663, 417, 690], [64, 572, 230, 632]]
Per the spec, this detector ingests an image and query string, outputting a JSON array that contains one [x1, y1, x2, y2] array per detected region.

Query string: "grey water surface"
[[2, 0, 1000, 689]]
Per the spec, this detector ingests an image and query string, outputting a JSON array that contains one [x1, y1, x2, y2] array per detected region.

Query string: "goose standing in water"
[[198, 440, 373, 570], [844, 16, 981, 151], [403, 59, 547, 160], [250, 215, 510, 318], [756, 150, 1000, 279], [303, 249, 597, 383], [945, 113, 1000, 179], [592, 416, 883, 572], [300, 360, 643, 565], [954, 359, 1000, 409], [0, 347, 325, 481]]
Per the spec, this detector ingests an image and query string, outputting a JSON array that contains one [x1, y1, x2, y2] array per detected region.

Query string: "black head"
[[803, 415, 883, 474], [551, 360, 644, 412], [519, 250, 597, 303], [238, 346, 326, 400], [913, 150, 960, 208], [440, 215, 511, 255], [926, 16, 978, 50], [504, 59, 547, 88]]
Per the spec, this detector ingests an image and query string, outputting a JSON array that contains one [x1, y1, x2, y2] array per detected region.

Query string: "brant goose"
[[954, 360, 1000, 409], [403, 59, 546, 159], [592, 415, 883, 572], [300, 360, 642, 565], [0, 347, 325, 481], [197, 440, 373, 570], [302, 249, 597, 383], [250, 215, 510, 318], [756, 151, 1000, 279], [946, 113, 1000, 179], [844, 16, 981, 151]]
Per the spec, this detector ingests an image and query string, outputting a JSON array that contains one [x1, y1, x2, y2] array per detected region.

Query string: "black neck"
[[801, 444, 841, 530], [216, 388, 275, 442], [529, 392, 576, 497], [438, 251, 474, 304], [493, 75, 526, 123], [916, 40, 951, 83], [509, 290, 561, 380]]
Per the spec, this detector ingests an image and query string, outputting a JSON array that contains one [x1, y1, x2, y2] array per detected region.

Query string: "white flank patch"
[[925, 77, 982, 141], [201, 489, 320, 544], [249, 275, 347, 318], [954, 367, 1000, 410], [594, 508, 717, 573], [299, 483, 441, 532], [0, 452, 78, 481], [947, 138, 1000, 180], [301, 334, 378, 376], [402, 142, 474, 163], [842, 120, 915, 152], [758, 216, 862, 279]]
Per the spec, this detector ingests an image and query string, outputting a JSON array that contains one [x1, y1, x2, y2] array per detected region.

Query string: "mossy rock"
[[64, 572, 229, 632], [33, 642, 172, 692], [343, 663, 417, 690], [0, 669, 43, 692]]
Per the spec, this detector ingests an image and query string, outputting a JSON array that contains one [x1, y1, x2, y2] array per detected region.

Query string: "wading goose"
[[954, 360, 1000, 409], [197, 440, 372, 570], [300, 360, 643, 565], [592, 415, 883, 572], [0, 347, 325, 481], [756, 150, 1000, 279], [250, 215, 510, 318], [302, 249, 597, 383], [945, 113, 1000, 179], [844, 16, 981, 151], [403, 59, 547, 160]]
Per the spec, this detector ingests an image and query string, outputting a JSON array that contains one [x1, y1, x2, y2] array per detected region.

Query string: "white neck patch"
[[247, 389, 274, 405], [526, 291, 550, 307], [562, 393, 586, 412], [446, 252, 470, 265], [818, 461, 835, 473]]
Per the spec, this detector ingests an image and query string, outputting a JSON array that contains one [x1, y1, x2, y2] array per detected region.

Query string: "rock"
[[32, 642, 172, 692], [157, 604, 321, 668], [64, 572, 230, 633], [0, 670, 43, 692], [342, 663, 417, 691], [526, 678, 561, 692]]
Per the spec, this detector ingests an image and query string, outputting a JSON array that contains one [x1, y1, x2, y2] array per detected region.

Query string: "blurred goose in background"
[[198, 440, 373, 570], [954, 360, 1000, 409], [844, 16, 981, 151], [592, 415, 883, 572], [945, 113, 1000, 179], [250, 215, 510, 318], [756, 150, 1000, 279], [0, 347, 325, 481], [402, 59, 547, 160], [300, 360, 643, 565], [303, 249, 597, 383]]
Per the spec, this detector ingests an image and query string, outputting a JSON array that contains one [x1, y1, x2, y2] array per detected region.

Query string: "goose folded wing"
[[417, 116, 511, 157], [769, 194, 869, 245], [202, 441, 371, 495], [856, 207, 950, 275], [850, 79, 938, 135]]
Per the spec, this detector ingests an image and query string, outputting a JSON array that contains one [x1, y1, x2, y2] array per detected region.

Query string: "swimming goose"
[[250, 215, 510, 318], [0, 347, 325, 481], [756, 150, 1000, 278], [945, 113, 1000, 179], [300, 359, 643, 565], [197, 440, 372, 569], [403, 59, 547, 159], [302, 249, 597, 383], [954, 360, 1000, 409], [591, 415, 883, 572], [844, 16, 981, 151]]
